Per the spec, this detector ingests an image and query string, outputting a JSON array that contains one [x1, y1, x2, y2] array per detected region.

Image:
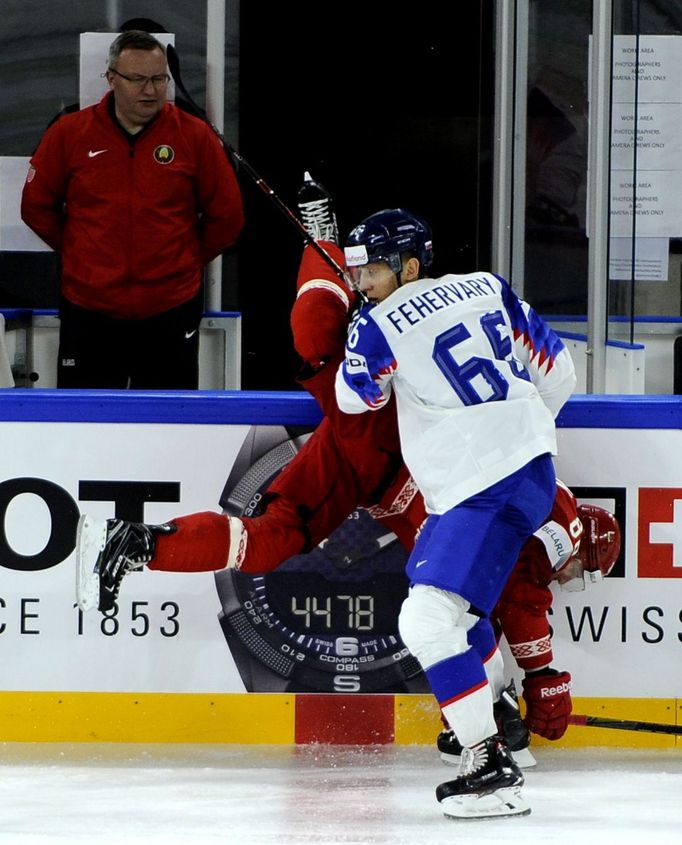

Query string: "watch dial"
[[215, 427, 427, 693]]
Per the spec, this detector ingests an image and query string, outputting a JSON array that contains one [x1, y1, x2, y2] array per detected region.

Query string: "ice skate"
[[439, 729, 536, 769], [297, 171, 339, 244], [437, 729, 465, 766], [436, 735, 530, 819], [494, 680, 536, 768], [76, 515, 173, 613], [438, 681, 536, 769]]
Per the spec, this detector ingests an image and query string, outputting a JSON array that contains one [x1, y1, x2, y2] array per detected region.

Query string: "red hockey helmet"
[[574, 504, 621, 579]]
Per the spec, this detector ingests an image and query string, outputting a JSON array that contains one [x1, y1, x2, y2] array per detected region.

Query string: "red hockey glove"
[[522, 669, 572, 740]]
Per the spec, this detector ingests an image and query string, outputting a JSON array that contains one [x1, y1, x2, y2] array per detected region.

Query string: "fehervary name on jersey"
[[385, 276, 496, 334]]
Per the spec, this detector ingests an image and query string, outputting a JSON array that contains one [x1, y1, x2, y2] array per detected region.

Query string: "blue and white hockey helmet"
[[344, 209, 434, 280]]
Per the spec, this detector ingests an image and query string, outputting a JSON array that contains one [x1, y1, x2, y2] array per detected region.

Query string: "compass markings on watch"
[[216, 428, 430, 693]]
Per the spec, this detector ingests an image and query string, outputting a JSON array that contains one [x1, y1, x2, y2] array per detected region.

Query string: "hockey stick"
[[166, 44, 349, 285], [569, 714, 682, 736]]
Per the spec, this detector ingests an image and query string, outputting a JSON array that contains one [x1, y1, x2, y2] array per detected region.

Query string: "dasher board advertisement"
[[1, 394, 681, 698]]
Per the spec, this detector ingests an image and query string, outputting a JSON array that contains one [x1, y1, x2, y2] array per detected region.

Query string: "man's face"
[[350, 255, 421, 304], [354, 261, 400, 305], [107, 47, 168, 131]]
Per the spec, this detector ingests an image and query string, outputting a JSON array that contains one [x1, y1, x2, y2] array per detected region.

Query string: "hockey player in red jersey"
[[496, 481, 621, 741], [76, 174, 426, 599]]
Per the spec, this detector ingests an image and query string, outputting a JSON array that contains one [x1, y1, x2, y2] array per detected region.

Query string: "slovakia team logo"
[[638, 488, 682, 578], [153, 145, 175, 164]]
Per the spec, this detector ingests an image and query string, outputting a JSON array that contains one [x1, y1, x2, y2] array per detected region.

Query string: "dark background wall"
[[236, 1, 494, 388]]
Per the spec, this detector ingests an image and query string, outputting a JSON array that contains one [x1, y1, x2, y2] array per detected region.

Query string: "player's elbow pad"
[[291, 290, 348, 365]]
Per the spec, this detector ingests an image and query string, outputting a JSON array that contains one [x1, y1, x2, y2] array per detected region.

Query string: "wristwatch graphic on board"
[[213, 425, 429, 693]]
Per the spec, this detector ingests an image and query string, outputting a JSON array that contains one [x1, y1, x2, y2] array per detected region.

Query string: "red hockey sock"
[[149, 511, 230, 572]]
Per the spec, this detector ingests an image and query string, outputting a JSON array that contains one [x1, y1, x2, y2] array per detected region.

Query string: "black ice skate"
[[494, 680, 536, 768], [436, 735, 530, 820], [75, 515, 174, 613], [297, 171, 339, 244], [437, 728, 465, 765], [438, 681, 536, 769]]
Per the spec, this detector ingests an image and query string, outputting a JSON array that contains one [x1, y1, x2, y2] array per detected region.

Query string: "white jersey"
[[335, 271, 576, 514]]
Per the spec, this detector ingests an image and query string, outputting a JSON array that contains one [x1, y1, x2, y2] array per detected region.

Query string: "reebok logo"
[[540, 680, 572, 698], [88, 149, 108, 158]]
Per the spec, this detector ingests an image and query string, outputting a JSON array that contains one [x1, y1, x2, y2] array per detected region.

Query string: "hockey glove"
[[522, 668, 572, 740]]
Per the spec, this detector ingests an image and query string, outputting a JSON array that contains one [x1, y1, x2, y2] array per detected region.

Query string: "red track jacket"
[[21, 93, 244, 319]]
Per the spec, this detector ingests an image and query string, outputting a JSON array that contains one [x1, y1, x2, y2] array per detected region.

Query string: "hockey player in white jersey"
[[336, 209, 577, 819]]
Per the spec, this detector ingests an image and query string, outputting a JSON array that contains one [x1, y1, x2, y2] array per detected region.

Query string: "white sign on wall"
[[612, 35, 682, 104], [609, 170, 682, 238], [609, 236, 669, 281], [554, 427, 682, 698], [0, 421, 249, 694], [605, 35, 682, 277], [610, 102, 682, 171], [2, 419, 682, 699]]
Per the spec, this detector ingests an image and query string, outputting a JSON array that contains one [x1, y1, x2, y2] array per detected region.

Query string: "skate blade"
[[511, 747, 537, 769], [441, 786, 531, 820], [75, 514, 107, 612]]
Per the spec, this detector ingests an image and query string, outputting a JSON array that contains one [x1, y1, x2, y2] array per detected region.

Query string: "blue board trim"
[[556, 394, 682, 428], [0, 390, 323, 426], [0, 390, 681, 429]]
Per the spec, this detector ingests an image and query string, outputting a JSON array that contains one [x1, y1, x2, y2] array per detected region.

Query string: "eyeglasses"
[[107, 67, 170, 88]]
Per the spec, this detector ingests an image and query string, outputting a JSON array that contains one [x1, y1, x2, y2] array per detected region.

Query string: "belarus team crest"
[[153, 145, 175, 164]]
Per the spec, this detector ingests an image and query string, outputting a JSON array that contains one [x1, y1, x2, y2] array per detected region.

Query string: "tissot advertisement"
[[1, 416, 682, 698]]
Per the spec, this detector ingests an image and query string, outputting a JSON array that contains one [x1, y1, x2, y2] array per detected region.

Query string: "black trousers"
[[56, 292, 203, 389]]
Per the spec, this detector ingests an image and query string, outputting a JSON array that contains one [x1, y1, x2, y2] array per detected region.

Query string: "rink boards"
[[0, 390, 681, 748]]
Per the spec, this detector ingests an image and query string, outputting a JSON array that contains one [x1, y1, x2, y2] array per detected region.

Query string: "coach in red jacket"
[[21, 29, 244, 389]]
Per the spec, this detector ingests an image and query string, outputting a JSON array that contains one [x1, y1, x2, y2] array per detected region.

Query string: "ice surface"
[[0, 742, 680, 844]]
